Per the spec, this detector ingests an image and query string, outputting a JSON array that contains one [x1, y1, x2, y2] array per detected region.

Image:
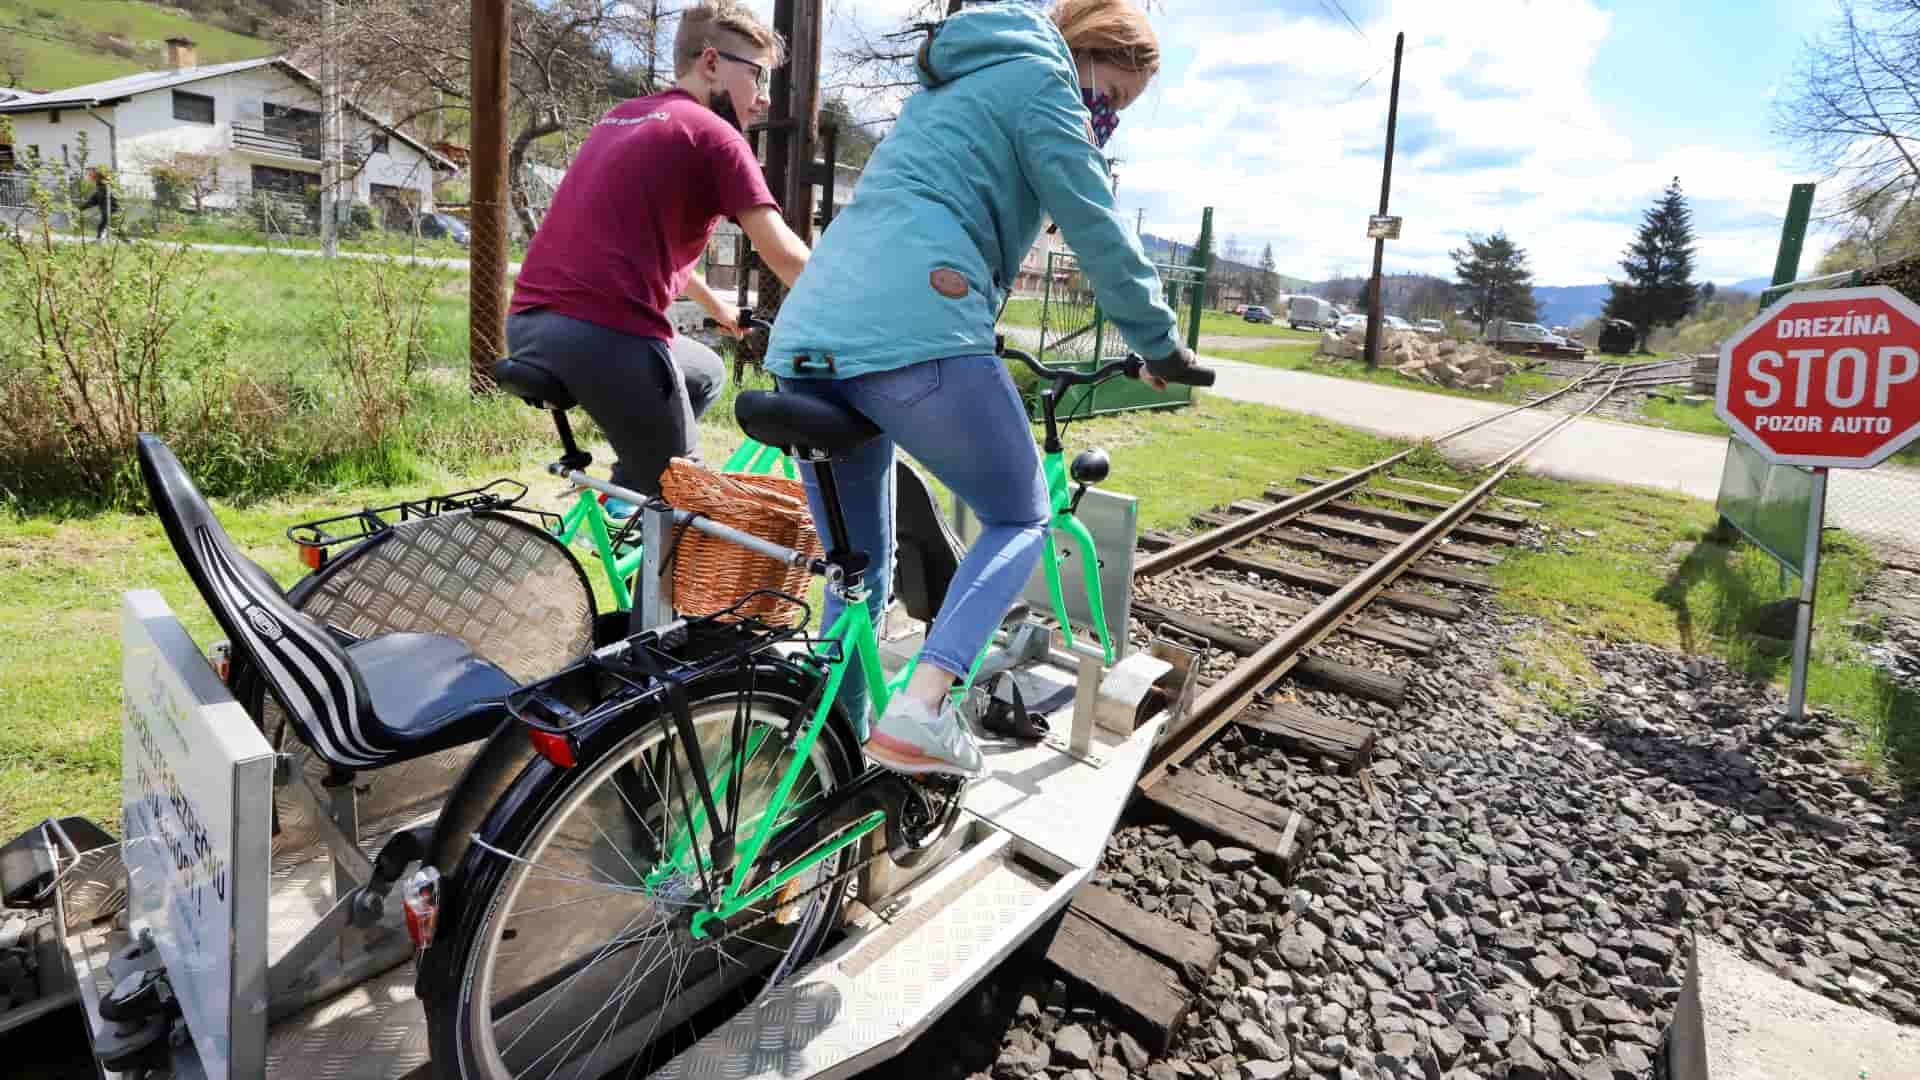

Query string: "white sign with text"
[[121, 589, 273, 1078]]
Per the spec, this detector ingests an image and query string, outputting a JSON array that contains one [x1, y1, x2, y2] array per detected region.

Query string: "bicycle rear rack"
[[286, 479, 557, 568]]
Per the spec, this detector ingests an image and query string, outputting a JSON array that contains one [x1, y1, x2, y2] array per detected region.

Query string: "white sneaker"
[[865, 694, 985, 778]]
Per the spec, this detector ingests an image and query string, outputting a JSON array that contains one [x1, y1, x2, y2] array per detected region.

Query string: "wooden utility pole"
[[469, 0, 511, 392], [749, 0, 825, 321], [1362, 32, 1405, 371]]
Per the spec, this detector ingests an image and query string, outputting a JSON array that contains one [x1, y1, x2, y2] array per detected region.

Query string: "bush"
[[0, 180, 238, 508], [313, 255, 451, 444]]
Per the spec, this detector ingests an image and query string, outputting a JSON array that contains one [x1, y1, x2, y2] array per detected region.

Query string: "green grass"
[[0, 0, 274, 90], [1487, 468, 1915, 785], [154, 221, 476, 261], [1231, 340, 1563, 404]]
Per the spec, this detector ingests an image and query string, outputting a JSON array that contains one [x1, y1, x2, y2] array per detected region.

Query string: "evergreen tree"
[[1450, 231, 1538, 324], [1258, 243, 1280, 303], [1603, 177, 1698, 352]]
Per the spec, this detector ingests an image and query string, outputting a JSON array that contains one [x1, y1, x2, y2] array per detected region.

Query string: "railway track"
[[891, 359, 1640, 1076]]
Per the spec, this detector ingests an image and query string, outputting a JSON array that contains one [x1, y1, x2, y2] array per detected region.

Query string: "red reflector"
[[403, 867, 441, 950], [299, 544, 325, 571], [528, 728, 576, 768]]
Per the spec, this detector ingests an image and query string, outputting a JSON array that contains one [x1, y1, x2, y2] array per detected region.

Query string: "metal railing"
[[231, 125, 367, 166]]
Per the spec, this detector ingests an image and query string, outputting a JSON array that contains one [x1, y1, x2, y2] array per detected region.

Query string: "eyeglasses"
[[714, 49, 771, 93]]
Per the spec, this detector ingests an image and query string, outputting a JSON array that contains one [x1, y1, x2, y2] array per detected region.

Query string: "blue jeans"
[[779, 355, 1048, 729]]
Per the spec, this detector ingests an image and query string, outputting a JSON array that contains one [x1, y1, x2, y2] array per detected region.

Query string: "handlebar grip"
[[1171, 364, 1216, 388], [1135, 350, 1217, 388]]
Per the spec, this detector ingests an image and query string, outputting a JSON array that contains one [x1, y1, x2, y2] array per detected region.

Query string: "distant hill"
[[1, 0, 276, 93], [1531, 284, 1614, 328], [1139, 231, 1311, 291], [1530, 279, 1768, 329]]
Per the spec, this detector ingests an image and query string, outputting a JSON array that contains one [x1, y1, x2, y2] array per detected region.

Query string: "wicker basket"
[[658, 457, 821, 627]]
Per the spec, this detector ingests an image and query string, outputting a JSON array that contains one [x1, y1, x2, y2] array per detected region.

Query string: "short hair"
[[674, 1, 787, 78]]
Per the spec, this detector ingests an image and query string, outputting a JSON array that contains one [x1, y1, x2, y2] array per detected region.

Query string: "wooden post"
[[750, 0, 823, 322], [469, 0, 511, 393], [1362, 32, 1404, 371]]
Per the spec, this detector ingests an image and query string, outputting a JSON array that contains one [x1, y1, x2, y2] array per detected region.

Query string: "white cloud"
[[1106, 0, 1814, 285]]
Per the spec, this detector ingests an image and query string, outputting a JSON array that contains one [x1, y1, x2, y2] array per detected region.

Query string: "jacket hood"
[[916, 2, 1073, 89]]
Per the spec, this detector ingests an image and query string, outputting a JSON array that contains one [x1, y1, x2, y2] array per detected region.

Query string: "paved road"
[[1197, 353, 1919, 542]]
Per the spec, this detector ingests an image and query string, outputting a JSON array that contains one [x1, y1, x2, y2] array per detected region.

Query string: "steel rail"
[[1137, 364, 1630, 787], [1134, 362, 1612, 580]]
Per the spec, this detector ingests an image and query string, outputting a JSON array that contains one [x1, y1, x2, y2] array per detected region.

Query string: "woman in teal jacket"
[[766, 0, 1206, 776]]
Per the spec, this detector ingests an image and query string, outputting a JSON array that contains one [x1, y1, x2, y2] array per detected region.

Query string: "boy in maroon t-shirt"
[[507, 1, 811, 511]]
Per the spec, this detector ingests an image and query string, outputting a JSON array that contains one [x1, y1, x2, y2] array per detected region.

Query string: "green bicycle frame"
[[722, 437, 796, 479], [680, 589, 907, 939], [552, 490, 644, 611], [1038, 447, 1117, 666]]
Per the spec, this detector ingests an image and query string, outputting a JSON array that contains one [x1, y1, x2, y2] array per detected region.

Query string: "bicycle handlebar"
[[701, 307, 775, 336], [1000, 343, 1216, 389]]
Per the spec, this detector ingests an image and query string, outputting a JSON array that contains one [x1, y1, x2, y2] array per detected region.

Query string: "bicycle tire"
[[421, 661, 862, 1080]]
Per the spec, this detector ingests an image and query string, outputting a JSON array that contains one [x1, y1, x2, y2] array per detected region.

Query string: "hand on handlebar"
[[706, 302, 747, 339], [702, 306, 773, 338], [1138, 346, 1217, 389]]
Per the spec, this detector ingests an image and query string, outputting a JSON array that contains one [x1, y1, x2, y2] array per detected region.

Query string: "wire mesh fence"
[[0, 165, 469, 257], [1037, 251, 1209, 366]]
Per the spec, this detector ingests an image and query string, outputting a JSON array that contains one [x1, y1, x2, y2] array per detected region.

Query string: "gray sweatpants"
[[506, 309, 727, 495]]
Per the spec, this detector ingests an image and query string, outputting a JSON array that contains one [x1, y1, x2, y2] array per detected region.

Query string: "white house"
[[0, 38, 454, 221]]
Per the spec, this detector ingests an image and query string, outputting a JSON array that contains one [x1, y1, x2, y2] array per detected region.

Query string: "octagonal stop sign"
[[1717, 285, 1920, 468]]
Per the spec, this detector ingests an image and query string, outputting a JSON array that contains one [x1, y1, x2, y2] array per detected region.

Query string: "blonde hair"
[[1051, 0, 1161, 73], [675, 1, 787, 77]]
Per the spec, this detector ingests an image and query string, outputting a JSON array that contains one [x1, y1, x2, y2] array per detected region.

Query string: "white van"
[[1288, 295, 1337, 330]]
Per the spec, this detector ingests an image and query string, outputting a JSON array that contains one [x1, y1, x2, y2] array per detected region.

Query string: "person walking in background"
[[79, 167, 113, 240]]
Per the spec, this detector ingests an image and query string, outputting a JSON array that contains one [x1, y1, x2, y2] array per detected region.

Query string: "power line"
[[1338, 62, 1388, 104], [1319, 0, 1368, 40]]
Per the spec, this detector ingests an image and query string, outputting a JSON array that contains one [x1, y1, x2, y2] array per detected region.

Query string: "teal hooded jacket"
[[764, 1, 1181, 380]]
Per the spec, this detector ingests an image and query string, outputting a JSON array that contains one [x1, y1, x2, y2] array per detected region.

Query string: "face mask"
[[1082, 86, 1119, 148]]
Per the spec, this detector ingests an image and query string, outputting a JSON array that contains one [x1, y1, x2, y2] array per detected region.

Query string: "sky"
[[754, 0, 1851, 286]]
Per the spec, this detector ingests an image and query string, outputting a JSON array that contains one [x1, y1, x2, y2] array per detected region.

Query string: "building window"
[[48, 110, 60, 124], [172, 90, 215, 125], [370, 133, 389, 156]]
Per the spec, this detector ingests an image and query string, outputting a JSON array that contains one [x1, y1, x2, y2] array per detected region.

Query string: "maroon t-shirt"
[[511, 89, 777, 342]]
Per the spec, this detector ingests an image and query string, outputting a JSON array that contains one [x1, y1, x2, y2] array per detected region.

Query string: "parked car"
[[1414, 318, 1446, 337], [1334, 313, 1367, 334], [1244, 305, 1275, 324], [1230, 304, 1247, 316], [1287, 295, 1339, 330], [1382, 315, 1412, 331], [1484, 319, 1587, 358], [417, 211, 471, 247]]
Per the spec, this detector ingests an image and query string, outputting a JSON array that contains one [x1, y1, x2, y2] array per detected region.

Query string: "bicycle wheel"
[[424, 664, 861, 1080]]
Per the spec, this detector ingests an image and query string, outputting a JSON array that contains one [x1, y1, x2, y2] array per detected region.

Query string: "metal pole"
[[1362, 32, 1404, 371], [1186, 206, 1211, 350], [1770, 183, 1816, 290], [1786, 467, 1827, 720], [469, 0, 510, 393], [320, 0, 339, 258]]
